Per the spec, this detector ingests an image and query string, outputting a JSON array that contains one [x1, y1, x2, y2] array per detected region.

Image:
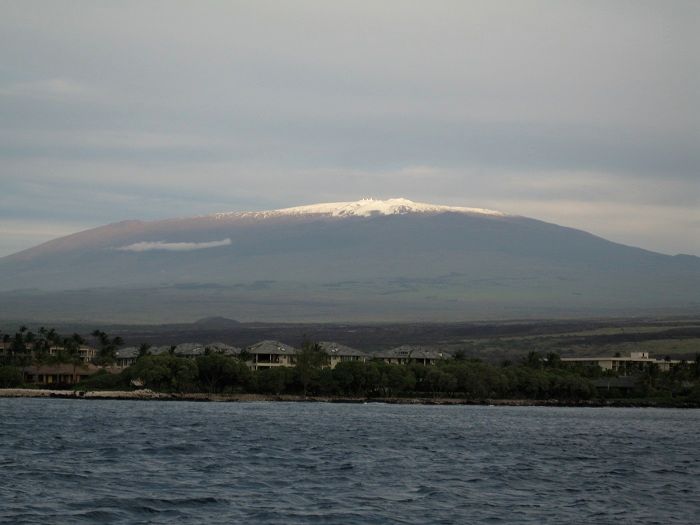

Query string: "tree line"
[[74, 349, 700, 401], [0, 326, 123, 366], [2, 327, 699, 401]]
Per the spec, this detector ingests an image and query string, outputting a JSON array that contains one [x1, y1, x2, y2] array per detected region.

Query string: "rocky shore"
[[1, 388, 698, 408]]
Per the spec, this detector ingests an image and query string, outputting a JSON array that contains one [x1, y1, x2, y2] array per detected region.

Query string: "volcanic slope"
[[1, 198, 698, 322]]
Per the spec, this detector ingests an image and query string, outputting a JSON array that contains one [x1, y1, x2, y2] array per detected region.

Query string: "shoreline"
[[1, 388, 698, 408]]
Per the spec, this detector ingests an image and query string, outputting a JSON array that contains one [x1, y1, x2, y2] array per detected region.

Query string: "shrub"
[[75, 369, 130, 391], [0, 366, 23, 388], [128, 355, 198, 392]]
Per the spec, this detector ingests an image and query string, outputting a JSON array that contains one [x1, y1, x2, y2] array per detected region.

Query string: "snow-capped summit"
[[2, 194, 698, 323], [213, 198, 505, 219]]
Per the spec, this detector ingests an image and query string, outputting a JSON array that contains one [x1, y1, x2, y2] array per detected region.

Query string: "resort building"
[[0, 341, 19, 360], [22, 363, 104, 385], [47, 345, 98, 364], [376, 345, 448, 366], [205, 342, 241, 357], [148, 345, 174, 356], [113, 342, 242, 366], [560, 352, 686, 375], [173, 343, 207, 359], [317, 341, 367, 369], [247, 340, 298, 370], [172, 342, 242, 358], [115, 347, 139, 368]]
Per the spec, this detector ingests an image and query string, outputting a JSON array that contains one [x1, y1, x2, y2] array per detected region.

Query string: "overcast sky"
[[1, 1, 698, 257]]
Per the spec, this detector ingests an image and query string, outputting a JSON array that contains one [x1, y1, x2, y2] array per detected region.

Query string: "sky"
[[1, 1, 698, 257]]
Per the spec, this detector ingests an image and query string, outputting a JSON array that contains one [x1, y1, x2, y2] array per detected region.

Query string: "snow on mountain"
[[211, 198, 505, 220], [1, 196, 698, 323]]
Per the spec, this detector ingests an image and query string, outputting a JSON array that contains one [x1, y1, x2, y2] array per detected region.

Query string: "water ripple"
[[0, 400, 699, 524]]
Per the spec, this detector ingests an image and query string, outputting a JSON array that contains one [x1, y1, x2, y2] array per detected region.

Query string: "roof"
[[247, 340, 297, 355], [205, 342, 241, 355], [376, 345, 448, 360], [115, 347, 139, 359], [145, 343, 243, 357], [48, 345, 96, 352], [560, 356, 684, 364], [148, 345, 173, 355], [23, 363, 102, 375], [174, 343, 206, 357], [561, 357, 655, 362], [318, 341, 366, 357]]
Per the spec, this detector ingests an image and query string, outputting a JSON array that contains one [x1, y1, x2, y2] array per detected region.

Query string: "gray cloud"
[[0, 1, 698, 256]]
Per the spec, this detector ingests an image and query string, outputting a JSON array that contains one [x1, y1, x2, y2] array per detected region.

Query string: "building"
[[205, 342, 241, 357], [172, 342, 243, 359], [115, 347, 139, 368], [47, 345, 98, 364], [22, 363, 104, 385], [317, 341, 367, 369], [247, 340, 297, 370], [376, 345, 448, 366], [561, 352, 686, 375], [148, 345, 174, 356], [114, 343, 243, 364], [173, 343, 207, 359], [79, 346, 98, 363]]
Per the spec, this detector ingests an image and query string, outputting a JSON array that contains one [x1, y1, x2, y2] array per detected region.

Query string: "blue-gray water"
[[1, 400, 699, 524]]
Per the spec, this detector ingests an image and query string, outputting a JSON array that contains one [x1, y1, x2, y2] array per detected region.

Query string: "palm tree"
[[47, 328, 60, 345], [91, 330, 121, 365], [62, 336, 86, 384], [138, 343, 151, 358], [296, 337, 329, 395]]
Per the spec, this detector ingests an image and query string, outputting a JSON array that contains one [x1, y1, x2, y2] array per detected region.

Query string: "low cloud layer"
[[117, 239, 231, 253]]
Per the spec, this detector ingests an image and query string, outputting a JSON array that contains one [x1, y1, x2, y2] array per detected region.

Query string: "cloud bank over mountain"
[[117, 239, 232, 252]]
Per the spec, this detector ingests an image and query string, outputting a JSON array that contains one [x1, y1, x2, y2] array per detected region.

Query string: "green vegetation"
[[66, 350, 700, 403], [90, 330, 124, 365], [74, 369, 130, 391], [438, 323, 700, 362], [0, 366, 23, 388], [2, 324, 699, 404], [0, 326, 95, 368], [194, 353, 251, 394]]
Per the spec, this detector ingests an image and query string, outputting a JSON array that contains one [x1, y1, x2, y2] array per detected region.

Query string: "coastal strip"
[[1, 389, 698, 408]]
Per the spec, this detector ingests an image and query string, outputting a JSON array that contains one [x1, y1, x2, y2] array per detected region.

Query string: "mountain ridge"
[[1, 198, 698, 323]]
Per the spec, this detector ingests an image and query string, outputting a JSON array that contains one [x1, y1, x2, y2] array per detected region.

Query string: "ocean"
[[1, 399, 698, 524]]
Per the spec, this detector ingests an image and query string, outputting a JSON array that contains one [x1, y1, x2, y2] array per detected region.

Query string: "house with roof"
[[115, 347, 139, 368], [143, 342, 242, 360], [247, 340, 298, 370], [560, 351, 687, 375], [47, 345, 98, 364], [0, 341, 10, 359], [22, 363, 104, 386], [173, 343, 207, 359], [205, 342, 241, 357], [317, 341, 367, 369], [148, 345, 174, 356], [376, 345, 448, 366]]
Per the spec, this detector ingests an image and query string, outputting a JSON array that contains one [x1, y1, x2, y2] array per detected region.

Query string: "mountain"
[[1, 198, 698, 323], [192, 317, 241, 329]]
